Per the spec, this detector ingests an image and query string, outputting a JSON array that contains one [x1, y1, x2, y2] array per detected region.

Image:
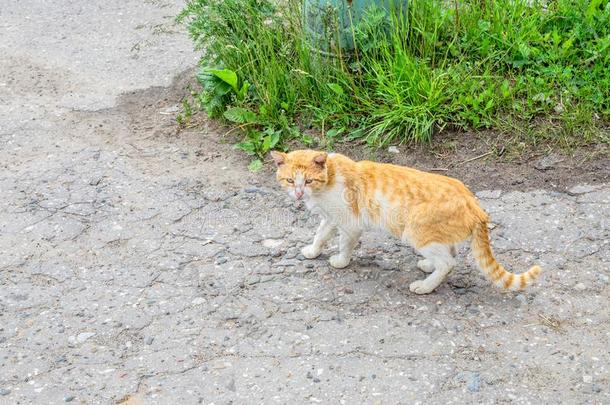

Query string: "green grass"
[[178, 0, 610, 168]]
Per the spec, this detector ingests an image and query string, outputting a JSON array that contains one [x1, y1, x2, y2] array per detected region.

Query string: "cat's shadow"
[[305, 250, 479, 303]]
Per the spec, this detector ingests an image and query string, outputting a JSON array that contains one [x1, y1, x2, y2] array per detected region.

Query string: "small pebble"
[[305, 263, 315, 269], [454, 288, 468, 295], [343, 287, 353, 294], [262, 238, 283, 249], [64, 395, 75, 402], [296, 254, 306, 261], [0, 388, 11, 396], [161, 105, 179, 114], [89, 176, 103, 186], [76, 332, 95, 343], [388, 146, 399, 154], [313, 378, 320, 383], [145, 336, 154, 345], [583, 375, 593, 384], [226, 378, 236, 392], [467, 372, 481, 392], [216, 257, 228, 264], [598, 274, 608, 284], [306, 371, 313, 379], [574, 283, 587, 291]]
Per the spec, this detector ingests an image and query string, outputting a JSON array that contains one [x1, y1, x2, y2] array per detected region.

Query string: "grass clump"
[[178, 0, 610, 167]]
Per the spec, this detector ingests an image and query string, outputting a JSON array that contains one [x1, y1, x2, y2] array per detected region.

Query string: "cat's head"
[[270, 150, 330, 200]]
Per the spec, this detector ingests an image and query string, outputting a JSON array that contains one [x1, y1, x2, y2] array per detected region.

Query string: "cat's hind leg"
[[302, 219, 336, 259], [417, 259, 435, 273], [419, 245, 456, 271], [410, 243, 455, 294]]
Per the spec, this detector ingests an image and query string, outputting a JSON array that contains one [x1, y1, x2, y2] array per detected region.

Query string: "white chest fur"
[[305, 175, 351, 221], [305, 175, 401, 232]]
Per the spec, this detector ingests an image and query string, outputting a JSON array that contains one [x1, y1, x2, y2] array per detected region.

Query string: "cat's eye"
[[286, 178, 294, 184], [305, 179, 313, 184]]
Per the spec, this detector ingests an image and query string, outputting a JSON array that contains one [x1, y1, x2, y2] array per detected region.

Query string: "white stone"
[[76, 332, 95, 343], [574, 283, 586, 291], [262, 238, 283, 249]]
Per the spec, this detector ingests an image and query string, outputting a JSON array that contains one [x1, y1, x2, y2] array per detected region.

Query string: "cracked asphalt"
[[1, 1, 609, 404]]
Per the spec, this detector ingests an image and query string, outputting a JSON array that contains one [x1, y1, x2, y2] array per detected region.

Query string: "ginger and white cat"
[[271, 149, 541, 294]]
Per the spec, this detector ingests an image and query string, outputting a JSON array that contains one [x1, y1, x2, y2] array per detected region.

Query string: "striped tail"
[[471, 222, 541, 290]]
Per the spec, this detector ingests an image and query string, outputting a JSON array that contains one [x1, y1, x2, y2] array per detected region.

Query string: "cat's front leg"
[[329, 226, 362, 269], [301, 219, 336, 259]]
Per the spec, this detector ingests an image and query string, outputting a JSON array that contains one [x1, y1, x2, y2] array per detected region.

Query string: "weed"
[[178, 0, 609, 158], [176, 98, 194, 127]]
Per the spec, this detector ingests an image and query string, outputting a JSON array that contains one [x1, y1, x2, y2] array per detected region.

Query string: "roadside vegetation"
[[178, 0, 609, 169]]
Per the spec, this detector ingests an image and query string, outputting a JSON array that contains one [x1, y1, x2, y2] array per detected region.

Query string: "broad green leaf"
[[224, 107, 258, 123], [301, 134, 314, 146], [209, 69, 239, 92], [261, 129, 281, 153], [213, 81, 233, 96], [347, 128, 365, 140], [262, 134, 272, 153], [250, 129, 264, 142], [327, 83, 344, 96], [269, 130, 280, 149], [235, 140, 256, 155], [196, 70, 211, 87], [237, 81, 250, 100], [248, 159, 263, 172], [326, 128, 345, 138]]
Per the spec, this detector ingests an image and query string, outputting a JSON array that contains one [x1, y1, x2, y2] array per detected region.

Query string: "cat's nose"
[[295, 189, 304, 199]]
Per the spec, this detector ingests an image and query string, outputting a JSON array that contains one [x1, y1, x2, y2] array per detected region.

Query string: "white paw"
[[409, 279, 436, 295], [329, 254, 350, 269], [417, 259, 435, 273], [301, 245, 321, 259]]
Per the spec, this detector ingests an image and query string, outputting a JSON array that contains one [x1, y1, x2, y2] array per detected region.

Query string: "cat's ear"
[[270, 150, 286, 166], [313, 152, 327, 166]]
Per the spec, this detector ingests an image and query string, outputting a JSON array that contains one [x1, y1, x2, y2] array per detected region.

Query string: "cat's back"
[[354, 158, 460, 186], [349, 157, 478, 202], [330, 153, 474, 194]]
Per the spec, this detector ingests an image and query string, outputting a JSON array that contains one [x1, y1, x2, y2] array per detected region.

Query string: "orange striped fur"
[[271, 150, 542, 294]]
